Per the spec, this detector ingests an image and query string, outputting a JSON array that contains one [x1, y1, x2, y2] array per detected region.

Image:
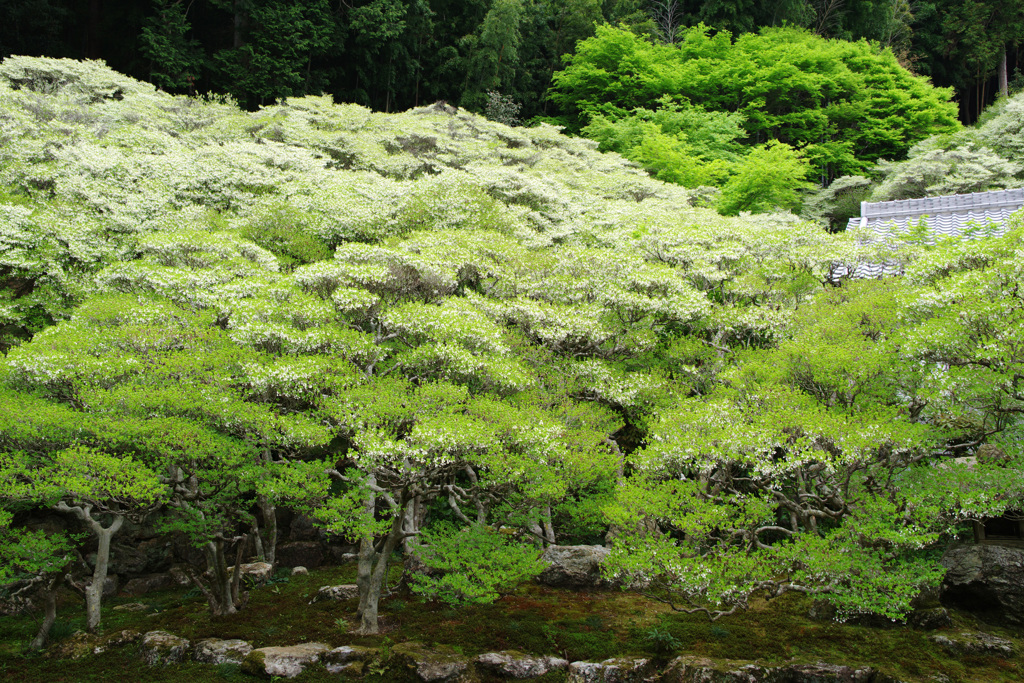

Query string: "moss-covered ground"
[[0, 563, 1020, 682]]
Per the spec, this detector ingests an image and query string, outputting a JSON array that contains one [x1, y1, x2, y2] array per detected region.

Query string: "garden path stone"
[[475, 650, 569, 678], [566, 657, 654, 682], [141, 630, 191, 666], [193, 637, 253, 665], [391, 641, 471, 682], [661, 657, 880, 682], [928, 632, 1015, 657], [241, 642, 331, 678], [310, 583, 360, 603], [322, 645, 378, 674]]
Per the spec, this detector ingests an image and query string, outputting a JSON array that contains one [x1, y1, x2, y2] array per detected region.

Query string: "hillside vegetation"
[[0, 56, 1022, 657]]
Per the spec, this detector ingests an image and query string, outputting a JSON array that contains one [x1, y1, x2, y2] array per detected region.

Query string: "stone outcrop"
[[53, 629, 142, 660], [123, 573, 177, 596], [941, 544, 1024, 625], [193, 638, 253, 665], [907, 607, 951, 630], [322, 645, 378, 675], [241, 642, 331, 678], [661, 657, 882, 682], [310, 583, 360, 603], [141, 630, 191, 666], [277, 541, 324, 569], [475, 651, 569, 679], [227, 562, 274, 583], [538, 545, 613, 589], [391, 641, 471, 682], [928, 632, 1015, 657], [566, 657, 655, 682]]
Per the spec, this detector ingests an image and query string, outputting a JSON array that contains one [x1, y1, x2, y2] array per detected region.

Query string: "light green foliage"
[[716, 142, 814, 216], [552, 24, 959, 183], [410, 523, 545, 604], [582, 98, 746, 188]]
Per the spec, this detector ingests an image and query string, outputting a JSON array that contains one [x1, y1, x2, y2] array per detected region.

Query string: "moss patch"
[[0, 564, 1021, 682]]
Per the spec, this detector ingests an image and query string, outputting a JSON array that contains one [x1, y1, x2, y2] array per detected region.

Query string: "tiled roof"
[[834, 188, 1023, 279]]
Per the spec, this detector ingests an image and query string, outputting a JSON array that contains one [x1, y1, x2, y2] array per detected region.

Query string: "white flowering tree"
[[3, 56, 1018, 640]]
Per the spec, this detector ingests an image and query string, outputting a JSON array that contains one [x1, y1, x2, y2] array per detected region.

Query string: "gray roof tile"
[[836, 188, 1023, 279]]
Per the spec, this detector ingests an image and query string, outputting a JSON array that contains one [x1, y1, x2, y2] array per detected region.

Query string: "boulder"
[[661, 657, 880, 682], [566, 658, 655, 682], [227, 562, 273, 583], [291, 566, 308, 576], [475, 651, 569, 678], [112, 602, 150, 612], [538, 545, 612, 589], [241, 642, 331, 679], [101, 575, 119, 597], [276, 541, 324, 569], [110, 538, 173, 576], [327, 545, 360, 563], [908, 607, 952, 631], [193, 638, 253, 665], [322, 645, 378, 675], [941, 544, 1024, 625], [928, 632, 1015, 657], [391, 641, 471, 682], [310, 584, 360, 603], [123, 573, 176, 596], [54, 629, 142, 659], [141, 630, 191, 666], [288, 514, 322, 542]]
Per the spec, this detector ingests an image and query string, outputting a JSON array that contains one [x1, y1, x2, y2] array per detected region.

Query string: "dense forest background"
[[1, 0, 1022, 124]]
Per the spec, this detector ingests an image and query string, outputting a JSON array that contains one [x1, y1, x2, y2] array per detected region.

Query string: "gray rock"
[[928, 632, 1015, 657], [193, 638, 253, 665], [566, 657, 654, 682], [110, 538, 173, 575], [291, 566, 308, 576], [123, 573, 176, 595], [112, 602, 150, 612], [391, 641, 471, 682], [227, 561, 273, 582], [288, 514, 322, 542], [322, 645, 378, 675], [53, 629, 142, 659], [475, 651, 569, 678], [102, 575, 119, 597], [941, 544, 1024, 625], [141, 630, 191, 666], [310, 583, 360, 603], [662, 657, 879, 682], [538, 545, 613, 589], [241, 642, 331, 678], [908, 607, 952, 630], [277, 541, 324, 569]]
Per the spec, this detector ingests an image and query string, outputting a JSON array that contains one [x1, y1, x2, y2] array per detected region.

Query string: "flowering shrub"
[[2, 57, 1021, 630]]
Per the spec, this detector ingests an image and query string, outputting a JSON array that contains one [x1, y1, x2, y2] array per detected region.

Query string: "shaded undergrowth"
[[0, 563, 1021, 682]]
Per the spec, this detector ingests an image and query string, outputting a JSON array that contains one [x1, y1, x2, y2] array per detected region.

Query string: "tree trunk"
[[29, 576, 60, 650], [189, 539, 240, 616], [999, 48, 1009, 98], [541, 504, 556, 546], [57, 503, 123, 632], [356, 492, 408, 635], [258, 495, 277, 567]]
